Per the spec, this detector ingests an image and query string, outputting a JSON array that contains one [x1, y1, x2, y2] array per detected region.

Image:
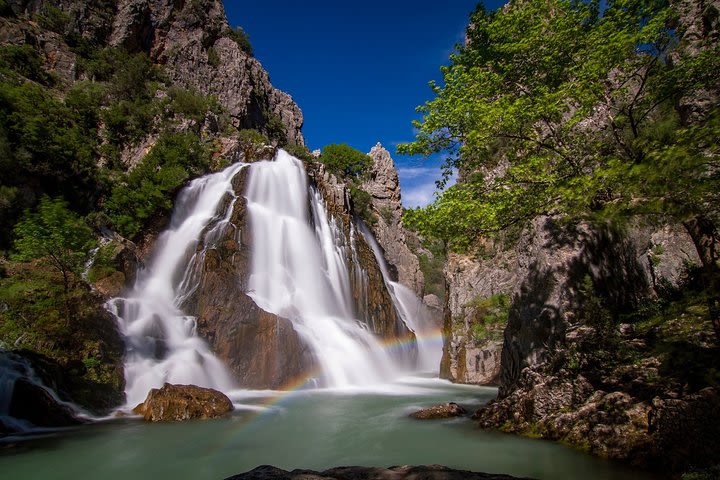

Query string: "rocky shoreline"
[[225, 465, 535, 480]]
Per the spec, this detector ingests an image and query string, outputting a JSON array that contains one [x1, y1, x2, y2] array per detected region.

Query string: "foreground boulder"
[[132, 383, 233, 422], [409, 402, 467, 420], [225, 465, 535, 480]]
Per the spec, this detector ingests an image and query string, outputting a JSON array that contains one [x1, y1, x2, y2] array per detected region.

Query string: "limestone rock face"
[[108, 0, 304, 145], [184, 167, 314, 389], [361, 144, 424, 296], [133, 383, 233, 422], [308, 162, 416, 346], [409, 402, 467, 419], [441, 245, 518, 385], [442, 217, 700, 388]]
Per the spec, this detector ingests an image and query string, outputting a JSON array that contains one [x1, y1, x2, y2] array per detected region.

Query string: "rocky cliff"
[[360, 144, 425, 296], [0, 0, 305, 419], [307, 160, 417, 346], [3, 0, 303, 145], [108, 0, 303, 144]]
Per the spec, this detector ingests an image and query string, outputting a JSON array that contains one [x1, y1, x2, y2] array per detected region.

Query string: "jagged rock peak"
[[361, 143, 424, 296], [109, 0, 304, 145], [365, 143, 400, 202]]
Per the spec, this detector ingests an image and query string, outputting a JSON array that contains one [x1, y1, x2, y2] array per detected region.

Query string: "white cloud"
[[396, 166, 436, 179], [402, 181, 439, 208], [399, 169, 457, 209]]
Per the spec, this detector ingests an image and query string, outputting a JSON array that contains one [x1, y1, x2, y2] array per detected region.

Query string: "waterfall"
[[245, 151, 397, 388], [107, 163, 244, 408], [0, 351, 83, 432], [358, 223, 442, 372]]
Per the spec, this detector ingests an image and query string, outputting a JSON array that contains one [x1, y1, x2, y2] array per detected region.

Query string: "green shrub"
[[320, 144, 372, 179], [168, 87, 211, 123], [102, 97, 159, 144], [0, 44, 54, 85], [226, 26, 253, 55], [79, 48, 160, 100], [349, 185, 375, 226], [419, 249, 446, 300], [36, 4, 69, 34], [237, 128, 270, 161], [465, 293, 510, 344], [207, 47, 221, 67], [0, 80, 100, 207], [265, 112, 287, 144], [579, 275, 618, 348], [105, 132, 211, 238], [284, 143, 313, 162]]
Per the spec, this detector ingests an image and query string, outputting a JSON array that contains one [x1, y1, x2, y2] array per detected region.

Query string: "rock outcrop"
[[107, 0, 304, 145], [307, 161, 416, 346], [361, 144, 424, 296], [441, 243, 518, 385], [462, 216, 719, 472], [3, 0, 303, 145], [225, 465, 535, 480], [0, 351, 86, 435], [182, 167, 314, 389], [409, 402, 467, 419], [132, 383, 233, 422]]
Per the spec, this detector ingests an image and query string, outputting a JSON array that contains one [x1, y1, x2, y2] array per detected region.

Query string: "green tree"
[[237, 128, 270, 162], [12, 197, 96, 292], [400, 0, 718, 241], [226, 26, 253, 55], [320, 143, 372, 179], [104, 132, 211, 238], [399, 0, 720, 338]]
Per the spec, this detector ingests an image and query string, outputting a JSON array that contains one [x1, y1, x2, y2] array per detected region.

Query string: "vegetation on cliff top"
[[400, 0, 720, 342], [0, 1, 275, 412], [400, 0, 718, 250]]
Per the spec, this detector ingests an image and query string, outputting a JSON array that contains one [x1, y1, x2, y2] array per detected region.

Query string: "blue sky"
[[224, 1, 501, 207]]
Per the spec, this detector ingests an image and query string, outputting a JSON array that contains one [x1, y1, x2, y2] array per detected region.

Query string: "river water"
[[0, 376, 657, 480]]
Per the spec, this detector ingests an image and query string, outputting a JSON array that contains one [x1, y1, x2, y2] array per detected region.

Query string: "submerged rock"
[[225, 465, 535, 480], [133, 383, 233, 422], [409, 402, 467, 420]]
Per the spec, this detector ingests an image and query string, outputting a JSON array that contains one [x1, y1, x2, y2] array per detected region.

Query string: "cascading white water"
[[107, 163, 245, 408], [358, 223, 442, 372], [245, 150, 397, 388]]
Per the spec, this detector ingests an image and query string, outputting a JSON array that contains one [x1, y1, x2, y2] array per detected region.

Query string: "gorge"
[[1, 0, 719, 479]]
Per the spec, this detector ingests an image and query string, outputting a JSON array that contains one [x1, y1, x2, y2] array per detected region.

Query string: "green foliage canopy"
[[104, 132, 212, 238], [320, 143, 373, 179], [12, 197, 96, 290], [399, 0, 720, 251]]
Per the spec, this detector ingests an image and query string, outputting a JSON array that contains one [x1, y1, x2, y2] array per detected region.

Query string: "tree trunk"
[[683, 215, 720, 344]]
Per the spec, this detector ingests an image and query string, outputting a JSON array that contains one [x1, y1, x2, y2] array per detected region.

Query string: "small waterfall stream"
[[245, 151, 397, 387], [107, 163, 244, 408], [358, 223, 442, 372], [107, 150, 439, 406]]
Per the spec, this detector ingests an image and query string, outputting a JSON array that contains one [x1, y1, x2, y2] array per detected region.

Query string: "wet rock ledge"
[[225, 465, 535, 480], [133, 383, 233, 422]]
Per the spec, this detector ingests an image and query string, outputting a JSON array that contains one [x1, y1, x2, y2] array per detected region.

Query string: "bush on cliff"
[[104, 132, 212, 239], [226, 26, 253, 56], [320, 143, 372, 179]]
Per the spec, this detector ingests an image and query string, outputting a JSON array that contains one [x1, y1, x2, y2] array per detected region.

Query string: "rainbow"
[[226, 328, 445, 418]]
